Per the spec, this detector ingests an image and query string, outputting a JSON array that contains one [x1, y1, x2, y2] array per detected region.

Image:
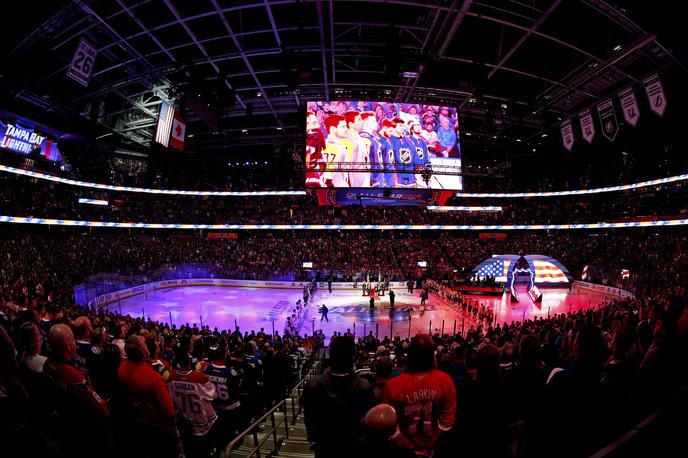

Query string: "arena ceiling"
[[1, 1, 685, 161]]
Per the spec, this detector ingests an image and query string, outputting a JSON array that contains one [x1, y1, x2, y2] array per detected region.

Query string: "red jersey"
[[168, 369, 218, 436], [118, 359, 176, 423], [383, 369, 456, 454], [305, 129, 326, 186], [43, 357, 109, 419]]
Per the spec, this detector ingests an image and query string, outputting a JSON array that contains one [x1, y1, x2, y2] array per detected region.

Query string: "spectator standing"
[[303, 335, 375, 457]]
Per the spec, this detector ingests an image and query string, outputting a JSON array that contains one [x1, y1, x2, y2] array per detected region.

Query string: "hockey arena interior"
[[1, 2, 688, 458]]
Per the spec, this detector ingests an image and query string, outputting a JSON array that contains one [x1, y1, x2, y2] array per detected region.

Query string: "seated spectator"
[[18, 322, 46, 372]]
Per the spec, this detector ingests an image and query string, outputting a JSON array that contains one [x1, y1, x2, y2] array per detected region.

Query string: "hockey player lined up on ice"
[[305, 111, 326, 187], [343, 110, 370, 187], [320, 115, 350, 187], [359, 111, 385, 187]]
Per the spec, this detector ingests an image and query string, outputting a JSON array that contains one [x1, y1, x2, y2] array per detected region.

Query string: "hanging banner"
[[67, 38, 97, 87], [643, 74, 667, 116], [561, 119, 574, 151], [619, 87, 640, 127], [579, 109, 595, 143], [597, 99, 619, 142]]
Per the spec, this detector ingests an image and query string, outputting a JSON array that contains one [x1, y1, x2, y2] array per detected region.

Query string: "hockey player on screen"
[[409, 120, 430, 188], [343, 110, 370, 187], [305, 111, 326, 187], [359, 111, 385, 187], [320, 115, 350, 187], [390, 118, 417, 187], [378, 119, 397, 187]]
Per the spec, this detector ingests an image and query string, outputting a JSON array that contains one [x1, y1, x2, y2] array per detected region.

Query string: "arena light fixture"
[[1, 216, 687, 231], [78, 198, 108, 206]]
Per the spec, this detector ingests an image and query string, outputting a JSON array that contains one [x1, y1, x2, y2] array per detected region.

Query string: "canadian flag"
[[621, 269, 630, 279], [169, 112, 186, 150], [581, 265, 588, 281]]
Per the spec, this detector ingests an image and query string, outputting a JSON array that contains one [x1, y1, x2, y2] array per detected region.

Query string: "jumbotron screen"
[[305, 101, 462, 190]]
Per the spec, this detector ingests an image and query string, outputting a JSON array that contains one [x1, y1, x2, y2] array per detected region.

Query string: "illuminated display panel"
[[305, 101, 462, 190]]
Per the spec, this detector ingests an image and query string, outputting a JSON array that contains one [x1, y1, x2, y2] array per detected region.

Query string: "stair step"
[[280, 440, 314, 454]]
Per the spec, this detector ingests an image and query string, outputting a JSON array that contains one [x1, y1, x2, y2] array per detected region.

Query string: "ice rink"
[[106, 282, 621, 338]]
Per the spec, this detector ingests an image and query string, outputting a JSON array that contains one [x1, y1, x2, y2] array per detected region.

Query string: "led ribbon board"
[[0, 165, 306, 196], [454, 173, 688, 198], [2, 164, 687, 198], [1, 216, 686, 230]]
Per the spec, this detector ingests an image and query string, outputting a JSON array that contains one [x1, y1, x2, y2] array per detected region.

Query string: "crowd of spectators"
[[304, 287, 687, 457], [1, 173, 687, 226], [1, 229, 686, 304], [0, 287, 316, 457], [1, 226, 687, 456]]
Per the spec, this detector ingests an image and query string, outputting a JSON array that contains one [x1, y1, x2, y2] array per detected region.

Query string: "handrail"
[[225, 399, 289, 457], [589, 383, 688, 457], [222, 357, 319, 457], [290, 366, 318, 425]]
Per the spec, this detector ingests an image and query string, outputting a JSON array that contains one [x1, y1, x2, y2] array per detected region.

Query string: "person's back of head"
[[406, 334, 435, 374], [477, 344, 500, 383], [519, 335, 541, 368], [49, 324, 76, 360], [145, 335, 159, 359], [19, 322, 41, 356], [124, 335, 148, 362], [214, 346, 228, 364], [374, 355, 393, 379], [74, 316, 92, 340], [362, 403, 398, 441], [329, 335, 355, 373], [575, 325, 607, 375], [175, 348, 191, 370]]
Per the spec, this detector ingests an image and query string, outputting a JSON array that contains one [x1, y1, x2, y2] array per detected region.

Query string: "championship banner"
[[579, 109, 595, 143], [561, 119, 574, 151], [619, 87, 640, 127], [643, 74, 667, 116], [67, 38, 97, 87], [597, 99, 619, 142]]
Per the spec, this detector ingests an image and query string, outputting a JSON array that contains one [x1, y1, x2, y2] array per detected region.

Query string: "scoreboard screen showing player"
[[305, 101, 462, 190]]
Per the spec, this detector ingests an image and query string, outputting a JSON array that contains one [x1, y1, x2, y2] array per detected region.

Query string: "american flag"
[[533, 260, 569, 283], [155, 101, 175, 147], [476, 258, 510, 282]]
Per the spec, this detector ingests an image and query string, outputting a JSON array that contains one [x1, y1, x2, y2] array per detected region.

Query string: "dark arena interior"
[[1, 2, 688, 457]]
